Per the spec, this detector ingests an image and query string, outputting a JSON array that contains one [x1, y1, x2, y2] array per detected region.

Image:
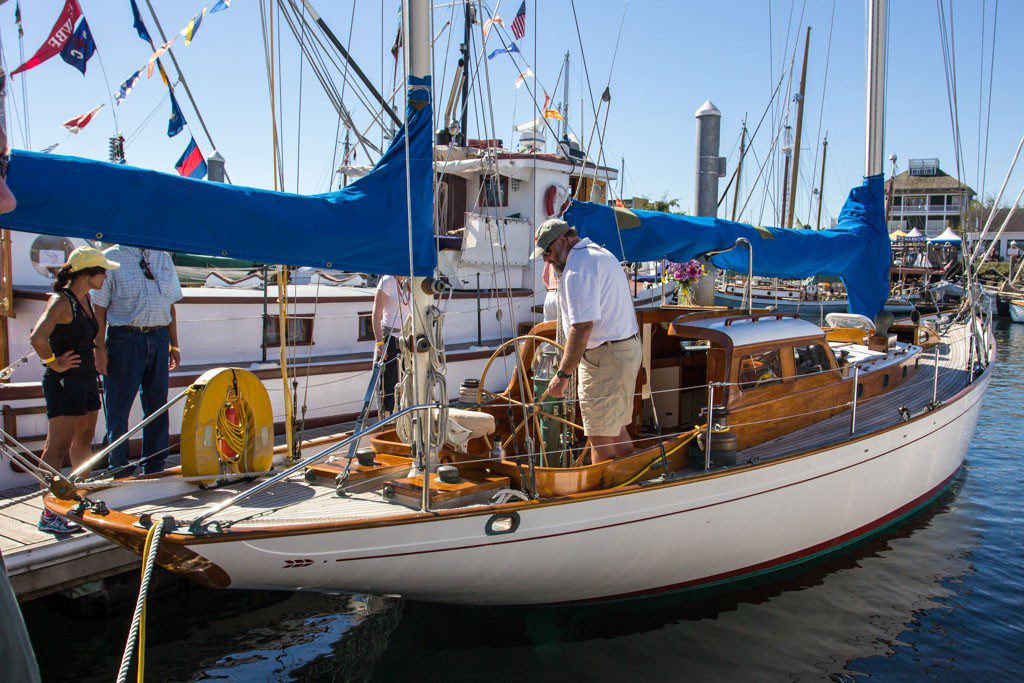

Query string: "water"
[[21, 321, 1024, 681]]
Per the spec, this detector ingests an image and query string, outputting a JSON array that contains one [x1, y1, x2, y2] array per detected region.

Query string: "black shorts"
[[42, 370, 101, 419]]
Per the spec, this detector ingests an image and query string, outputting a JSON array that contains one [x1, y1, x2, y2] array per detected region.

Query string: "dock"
[[1, 485, 138, 601]]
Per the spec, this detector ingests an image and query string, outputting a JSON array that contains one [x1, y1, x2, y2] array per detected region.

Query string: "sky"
[[2, 0, 1020, 229]]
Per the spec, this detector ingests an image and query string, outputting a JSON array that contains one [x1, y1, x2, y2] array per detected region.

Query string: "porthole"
[[485, 512, 520, 535]]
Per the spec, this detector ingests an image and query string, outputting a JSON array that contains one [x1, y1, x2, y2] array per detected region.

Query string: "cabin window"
[[903, 365, 908, 379], [264, 314, 315, 347], [792, 344, 831, 377], [737, 349, 784, 390], [357, 311, 374, 342], [478, 175, 509, 207]]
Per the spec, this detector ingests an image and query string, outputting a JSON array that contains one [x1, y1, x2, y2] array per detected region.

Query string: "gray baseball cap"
[[532, 219, 571, 259]]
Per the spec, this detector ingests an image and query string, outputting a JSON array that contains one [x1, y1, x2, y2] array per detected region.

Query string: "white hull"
[[181, 367, 987, 605], [1010, 301, 1024, 323]]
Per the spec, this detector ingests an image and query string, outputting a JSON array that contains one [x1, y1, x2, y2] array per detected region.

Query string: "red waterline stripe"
[[332, 388, 982, 565]]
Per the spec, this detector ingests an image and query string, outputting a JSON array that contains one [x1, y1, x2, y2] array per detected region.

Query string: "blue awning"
[[563, 175, 892, 318], [1, 77, 435, 277]]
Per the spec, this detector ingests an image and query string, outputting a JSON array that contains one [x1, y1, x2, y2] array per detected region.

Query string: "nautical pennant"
[[41, 142, 60, 154], [129, 0, 151, 42], [115, 69, 142, 105], [543, 108, 564, 121], [175, 137, 207, 179], [167, 92, 185, 138], [147, 39, 174, 78], [11, 0, 82, 76], [14, 2, 23, 38], [180, 8, 206, 46], [210, 0, 231, 12], [510, 1, 527, 40], [482, 15, 504, 38], [514, 68, 533, 89], [487, 42, 519, 60], [58, 17, 96, 75], [62, 104, 104, 133]]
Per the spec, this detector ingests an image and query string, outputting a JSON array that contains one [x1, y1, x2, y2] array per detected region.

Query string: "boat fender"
[[544, 184, 570, 218]]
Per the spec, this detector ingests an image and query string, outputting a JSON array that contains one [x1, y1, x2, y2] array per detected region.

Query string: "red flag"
[[12, 0, 82, 76], [62, 104, 104, 134]]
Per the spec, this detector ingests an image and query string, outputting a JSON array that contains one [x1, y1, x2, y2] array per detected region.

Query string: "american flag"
[[510, 1, 527, 40]]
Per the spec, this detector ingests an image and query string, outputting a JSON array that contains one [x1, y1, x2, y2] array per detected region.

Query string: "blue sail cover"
[[1, 77, 435, 276], [564, 174, 891, 318]]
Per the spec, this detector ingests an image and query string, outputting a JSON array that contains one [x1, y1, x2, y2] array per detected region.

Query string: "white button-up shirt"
[[91, 246, 183, 327], [558, 238, 639, 348]]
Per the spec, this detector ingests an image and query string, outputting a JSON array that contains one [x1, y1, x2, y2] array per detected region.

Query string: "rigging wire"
[[979, 0, 998, 205], [805, 0, 836, 219]]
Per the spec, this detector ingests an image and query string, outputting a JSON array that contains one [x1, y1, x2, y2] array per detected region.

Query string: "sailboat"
[[8, 0, 992, 605]]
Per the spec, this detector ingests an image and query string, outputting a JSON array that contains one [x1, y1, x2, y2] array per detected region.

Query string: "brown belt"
[[595, 333, 639, 348]]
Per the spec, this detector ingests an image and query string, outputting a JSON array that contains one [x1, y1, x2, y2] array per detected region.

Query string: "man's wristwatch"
[[556, 369, 573, 379]]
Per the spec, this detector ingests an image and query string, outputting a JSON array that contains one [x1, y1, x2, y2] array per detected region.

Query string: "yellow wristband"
[[41, 354, 55, 365], [169, 345, 180, 352]]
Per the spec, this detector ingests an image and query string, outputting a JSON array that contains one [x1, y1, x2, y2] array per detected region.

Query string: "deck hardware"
[[485, 512, 520, 535], [897, 405, 910, 422], [91, 500, 109, 516]]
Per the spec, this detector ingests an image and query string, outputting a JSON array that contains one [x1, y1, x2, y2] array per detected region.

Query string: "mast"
[[404, 0, 436, 488], [884, 153, 897, 225], [731, 122, 746, 222], [619, 156, 625, 199], [459, 1, 473, 146], [865, 0, 886, 177], [780, 125, 791, 227], [787, 26, 811, 229], [816, 134, 828, 229], [560, 51, 571, 139]]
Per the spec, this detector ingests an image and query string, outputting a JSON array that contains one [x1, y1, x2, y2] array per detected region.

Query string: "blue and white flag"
[[115, 69, 142, 105], [210, 0, 231, 12], [59, 18, 96, 75], [167, 92, 185, 137], [487, 42, 519, 60]]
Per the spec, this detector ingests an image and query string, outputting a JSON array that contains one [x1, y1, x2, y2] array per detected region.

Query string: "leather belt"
[[113, 325, 168, 334], [595, 333, 639, 348]]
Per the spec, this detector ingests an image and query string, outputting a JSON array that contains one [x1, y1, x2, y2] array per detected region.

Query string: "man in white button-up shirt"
[[534, 219, 641, 463], [92, 245, 183, 474]]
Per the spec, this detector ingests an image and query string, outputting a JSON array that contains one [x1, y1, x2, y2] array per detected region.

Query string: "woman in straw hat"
[[29, 246, 119, 533]]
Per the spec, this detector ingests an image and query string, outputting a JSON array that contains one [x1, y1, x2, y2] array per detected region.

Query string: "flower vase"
[[676, 284, 694, 306]]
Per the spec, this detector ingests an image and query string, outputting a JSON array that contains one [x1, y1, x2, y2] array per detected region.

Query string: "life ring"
[[544, 184, 570, 218], [181, 367, 274, 482]]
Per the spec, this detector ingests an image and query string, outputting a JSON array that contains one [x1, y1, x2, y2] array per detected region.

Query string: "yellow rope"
[[215, 390, 257, 469], [136, 523, 160, 683], [614, 428, 702, 489]]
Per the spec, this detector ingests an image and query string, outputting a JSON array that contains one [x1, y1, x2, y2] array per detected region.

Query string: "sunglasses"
[[139, 258, 155, 281]]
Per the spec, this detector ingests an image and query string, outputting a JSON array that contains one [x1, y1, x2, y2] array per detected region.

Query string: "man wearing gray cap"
[[533, 218, 640, 463]]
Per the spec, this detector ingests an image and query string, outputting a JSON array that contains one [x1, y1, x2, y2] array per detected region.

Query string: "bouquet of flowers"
[[665, 259, 704, 305]]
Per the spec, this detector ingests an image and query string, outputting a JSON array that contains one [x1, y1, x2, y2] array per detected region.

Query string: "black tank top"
[[46, 290, 99, 375]]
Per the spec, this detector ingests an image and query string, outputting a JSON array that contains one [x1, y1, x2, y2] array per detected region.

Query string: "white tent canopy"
[[928, 226, 963, 244], [905, 227, 924, 239]]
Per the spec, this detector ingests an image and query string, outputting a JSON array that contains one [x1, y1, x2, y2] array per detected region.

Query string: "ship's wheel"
[[476, 335, 582, 463]]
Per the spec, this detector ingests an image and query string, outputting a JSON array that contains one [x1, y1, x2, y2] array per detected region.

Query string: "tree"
[[631, 194, 686, 214]]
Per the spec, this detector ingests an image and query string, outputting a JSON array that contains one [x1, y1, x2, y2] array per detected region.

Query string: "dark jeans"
[[380, 335, 400, 414], [104, 326, 170, 474]]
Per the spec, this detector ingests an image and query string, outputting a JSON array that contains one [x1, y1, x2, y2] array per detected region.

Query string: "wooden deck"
[[741, 325, 970, 463]]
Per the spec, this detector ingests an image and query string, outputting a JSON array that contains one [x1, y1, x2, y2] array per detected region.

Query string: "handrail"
[[71, 389, 191, 482], [188, 403, 441, 533]]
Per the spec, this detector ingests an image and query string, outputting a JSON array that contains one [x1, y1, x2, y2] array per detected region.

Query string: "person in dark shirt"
[[29, 247, 119, 533]]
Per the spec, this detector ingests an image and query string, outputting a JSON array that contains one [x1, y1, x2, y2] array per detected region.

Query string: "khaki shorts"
[[578, 336, 642, 437]]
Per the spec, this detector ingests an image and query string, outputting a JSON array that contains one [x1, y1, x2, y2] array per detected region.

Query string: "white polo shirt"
[[558, 238, 638, 348], [377, 275, 408, 336]]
